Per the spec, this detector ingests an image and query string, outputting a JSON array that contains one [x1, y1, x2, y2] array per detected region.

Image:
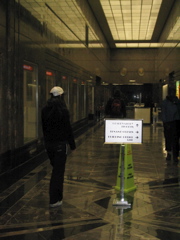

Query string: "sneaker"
[[49, 201, 63, 208]]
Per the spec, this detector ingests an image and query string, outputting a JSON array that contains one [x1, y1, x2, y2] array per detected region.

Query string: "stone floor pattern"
[[0, 122, 179, 239]]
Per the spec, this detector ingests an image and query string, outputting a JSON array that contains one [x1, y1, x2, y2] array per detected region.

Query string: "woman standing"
[[41, 86, 76, 207]]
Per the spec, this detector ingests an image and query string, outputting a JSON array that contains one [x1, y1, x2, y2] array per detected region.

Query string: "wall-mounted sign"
[[23, 64, 33, 71], [104, 119, 143, 144], [46, 71, 53, 76], [138, 67, 144, 76], [120, 67, 127, 76]]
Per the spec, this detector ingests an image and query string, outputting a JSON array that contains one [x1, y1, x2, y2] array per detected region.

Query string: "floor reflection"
[[0, 124, 179, 239]]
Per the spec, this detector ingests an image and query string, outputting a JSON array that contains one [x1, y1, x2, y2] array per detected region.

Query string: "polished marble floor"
[[0, 121, 180, 240]]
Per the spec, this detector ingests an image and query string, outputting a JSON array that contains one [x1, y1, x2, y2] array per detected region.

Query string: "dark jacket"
[[161, 95, 180, 123], [41, 97, 76, 150]]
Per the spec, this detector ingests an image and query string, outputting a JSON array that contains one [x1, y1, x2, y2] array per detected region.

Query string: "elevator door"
[[23, 63, 38, 143]]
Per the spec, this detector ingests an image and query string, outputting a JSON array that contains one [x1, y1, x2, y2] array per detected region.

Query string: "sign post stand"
[[104, 119, 143, 208]]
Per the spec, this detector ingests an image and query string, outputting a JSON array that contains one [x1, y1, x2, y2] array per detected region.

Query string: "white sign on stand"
[[104, 119, 143, 144]]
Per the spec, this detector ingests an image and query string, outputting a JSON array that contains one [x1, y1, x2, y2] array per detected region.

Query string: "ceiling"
[[17, 0, 178, 48], [89, 0, 178, 48]]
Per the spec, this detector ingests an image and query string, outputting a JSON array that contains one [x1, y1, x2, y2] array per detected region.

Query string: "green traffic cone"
[[114, 144, 136, 193]]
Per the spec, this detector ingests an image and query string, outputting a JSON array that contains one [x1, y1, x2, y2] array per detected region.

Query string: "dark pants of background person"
[[45, 142, 67, 204], [163, 120, 180, 161]]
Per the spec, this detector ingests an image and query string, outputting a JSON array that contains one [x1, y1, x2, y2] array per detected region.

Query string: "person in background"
[[41, 86, 76, 207], [105, 90, 126, 118], [161, 87, 180, 163]]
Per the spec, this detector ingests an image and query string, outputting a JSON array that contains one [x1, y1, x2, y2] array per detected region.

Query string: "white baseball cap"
[[50, 86, 64, 96]]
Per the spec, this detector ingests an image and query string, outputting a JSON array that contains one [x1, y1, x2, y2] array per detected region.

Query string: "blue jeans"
[[45, 142, 67, 204]]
